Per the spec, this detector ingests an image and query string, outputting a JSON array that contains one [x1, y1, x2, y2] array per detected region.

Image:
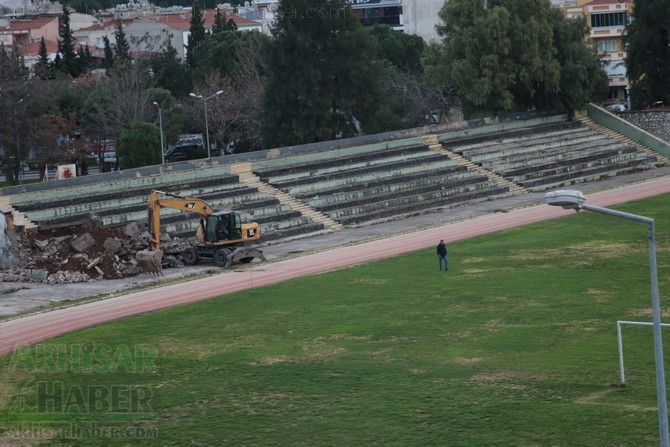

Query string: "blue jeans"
[[438, 255, 448, 270]]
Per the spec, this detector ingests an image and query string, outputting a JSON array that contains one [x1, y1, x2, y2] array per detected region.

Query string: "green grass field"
[[2, 194, 670, 446]]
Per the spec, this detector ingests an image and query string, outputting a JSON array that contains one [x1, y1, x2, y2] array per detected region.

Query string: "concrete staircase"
[[0, 197, 38, 232], [231, 163, 344, 232], [579, 117, 670, 165], [422, 134, 527, 195]]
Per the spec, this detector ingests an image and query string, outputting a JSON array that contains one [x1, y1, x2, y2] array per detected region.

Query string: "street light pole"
[[545, 190, 669, 447], [189, 90, 224, 159], [14, 98, 24, 184], [152, 102, 165, 165]]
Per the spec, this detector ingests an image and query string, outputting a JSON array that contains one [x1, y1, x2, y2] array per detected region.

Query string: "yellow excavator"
[[136, 189, 266, 273]]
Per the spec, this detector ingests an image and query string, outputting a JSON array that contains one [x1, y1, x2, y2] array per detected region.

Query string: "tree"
[[21, 79, 93, 177], [186, 0, 207, 68], [212, 8, 237, 34], [382, 71, 459, 128], [34, 37, 53, 80], [261, 0, 384, 147], [117, 122, 161, 168], [103, 36, 114, 71], [189, 32, 269, 152], [548, 11, 608, 117], [149, 41, 192, 98], [76, 45, 93, 73], [30, 110, 89, 177], [191, 30, 257, 80], [146, 86, 184, 149], [624, 0, 670, 108], [213, 8, 226, 33], [426, 0, 604, 118], [0, 44, 28, 83], [79, 60, 160, 149], [363, 23, 458, 131], [114, 19, 132, 61], [55, 3, 80, 78], [367, 24, 425, 74], [0, 46, 31, 184]]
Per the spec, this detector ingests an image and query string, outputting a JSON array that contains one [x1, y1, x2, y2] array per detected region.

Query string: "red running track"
[[2, 179, 670, 357]]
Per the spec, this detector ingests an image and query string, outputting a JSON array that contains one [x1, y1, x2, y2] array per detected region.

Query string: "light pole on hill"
[[545, 189, 669, 447], [152, 102, 165, 165], [189, 90, 223, 159], [14, 98, 24, 184]]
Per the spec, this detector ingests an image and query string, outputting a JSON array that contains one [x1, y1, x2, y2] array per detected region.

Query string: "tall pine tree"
[[213, 8, 227, 34], [114, 19, 131, 61], [103, 36, 114, 71], [186, 0, 207, 68], [56, 3, 80, 77], [34, 37, 53, 80]]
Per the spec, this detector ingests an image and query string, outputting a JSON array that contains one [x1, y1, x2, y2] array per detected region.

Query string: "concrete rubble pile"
[[0, 221, 190, 284]]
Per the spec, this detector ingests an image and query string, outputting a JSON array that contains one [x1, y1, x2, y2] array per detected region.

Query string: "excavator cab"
[[205, 212, 241, 243], [203, 211, 261, 245]]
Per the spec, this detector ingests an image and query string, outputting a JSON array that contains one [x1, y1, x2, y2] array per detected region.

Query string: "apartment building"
[[556, 0, 632, 105], [239, 0, 443, 42]]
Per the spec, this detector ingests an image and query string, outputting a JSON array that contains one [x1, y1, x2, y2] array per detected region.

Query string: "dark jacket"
[[437, 243, 447, 256]]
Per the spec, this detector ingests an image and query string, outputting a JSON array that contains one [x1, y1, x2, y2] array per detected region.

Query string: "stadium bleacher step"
[[579, 117, 670, 165], [0, 197, 38, 232], [422, 134, 527, 195], [231, 162, 344, 231]]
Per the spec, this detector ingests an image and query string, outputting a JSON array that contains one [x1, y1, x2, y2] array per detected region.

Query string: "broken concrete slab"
[[124, 222, 141, 239], [103, 237, 122, 254], [33, 239, 49, 251], [70, 232, 96, 253], [30, 269, 48, 283]]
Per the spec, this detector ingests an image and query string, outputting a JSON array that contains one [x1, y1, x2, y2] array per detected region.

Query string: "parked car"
[[164, 144, 207, 163], [219, 143, 235, 156], [606, 103, 627, 113]]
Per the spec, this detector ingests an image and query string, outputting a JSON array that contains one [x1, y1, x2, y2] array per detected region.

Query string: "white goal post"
[[617, 320, 670, 385]]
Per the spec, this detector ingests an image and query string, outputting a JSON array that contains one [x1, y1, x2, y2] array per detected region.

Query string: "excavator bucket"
[[137, 249, 164, 275], [225, 247, 267, 268]]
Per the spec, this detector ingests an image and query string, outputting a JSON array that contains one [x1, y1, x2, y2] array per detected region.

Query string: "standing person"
[[436, 239, 448, 271]]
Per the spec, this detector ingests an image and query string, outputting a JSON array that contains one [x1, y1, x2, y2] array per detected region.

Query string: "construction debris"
[[2, 220, 191, 284]]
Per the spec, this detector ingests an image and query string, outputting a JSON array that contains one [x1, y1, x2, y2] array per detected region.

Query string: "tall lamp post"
[[152, 102, 165, 165], [545, 189, 669, 447], [14, 98, 24, 184], [189, 90, 223, 159]]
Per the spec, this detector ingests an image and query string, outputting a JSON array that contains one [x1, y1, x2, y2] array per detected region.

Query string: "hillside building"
[[555, 0, 632, 106]]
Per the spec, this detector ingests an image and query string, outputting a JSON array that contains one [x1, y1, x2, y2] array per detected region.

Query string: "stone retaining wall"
[[620, 111, 670, 143]]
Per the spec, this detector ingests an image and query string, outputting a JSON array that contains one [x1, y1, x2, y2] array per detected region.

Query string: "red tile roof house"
[[3, 8, 262, 73], [0, 15, 59, 47], [1, 11, 102, 74], [74, 9, 262, 62]]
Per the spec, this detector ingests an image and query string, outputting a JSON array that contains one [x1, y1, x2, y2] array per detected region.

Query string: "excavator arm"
[[147, 190, 215, 250]]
